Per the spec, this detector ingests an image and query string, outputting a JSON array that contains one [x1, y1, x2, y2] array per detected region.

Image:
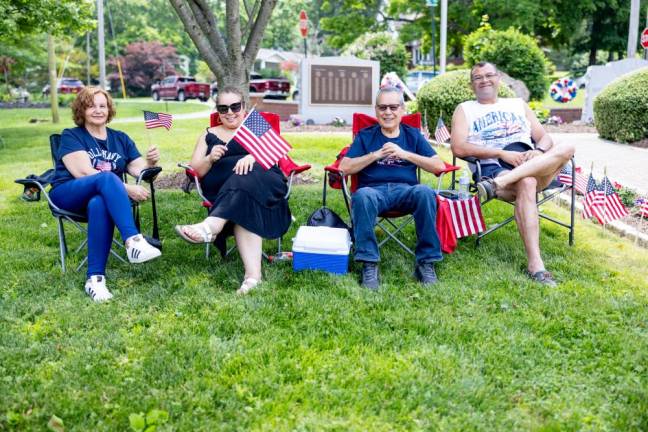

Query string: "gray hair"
[[470, 62, 499, 80], [376, 86, 405, 106]]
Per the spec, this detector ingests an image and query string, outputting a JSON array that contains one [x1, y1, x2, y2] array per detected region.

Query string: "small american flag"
[[557, 165, 587, 194], [639, 199, 648, 218], [598, 176, 628, 223], [582, 174, 605, 221], [144, 110, 173, 130], [439, 195, 485, 238], [434, 116, 451, 143], [233, 109, 292, 170]]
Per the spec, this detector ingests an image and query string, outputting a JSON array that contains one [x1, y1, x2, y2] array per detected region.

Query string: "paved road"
[[552, 133, 648, 195]]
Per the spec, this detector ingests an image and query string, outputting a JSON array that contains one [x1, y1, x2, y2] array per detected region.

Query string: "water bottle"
[[458, 170, 470, 200]]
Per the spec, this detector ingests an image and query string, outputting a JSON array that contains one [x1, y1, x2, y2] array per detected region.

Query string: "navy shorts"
[[474, 164, 508, 182]]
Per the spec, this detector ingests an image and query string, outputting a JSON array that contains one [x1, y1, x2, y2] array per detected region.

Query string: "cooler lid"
[[292, 226, 351, 255]]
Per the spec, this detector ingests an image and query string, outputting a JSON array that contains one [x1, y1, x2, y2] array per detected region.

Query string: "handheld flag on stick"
[[434, 116, 451, 143], [232, 109, 292, 170], [143, 111, 173, 130]]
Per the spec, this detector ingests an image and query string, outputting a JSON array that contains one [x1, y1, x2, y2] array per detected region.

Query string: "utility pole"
[[440, 0, 447, 74], [97, 0, 106, 89], [86, 32, 91, 85], [47, 33, 60, 124], [426, 0, 438, 73], [627, 0, 640, 58]]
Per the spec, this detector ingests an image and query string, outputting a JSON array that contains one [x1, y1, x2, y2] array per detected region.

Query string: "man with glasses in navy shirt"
[[339, 86, 447, 289]]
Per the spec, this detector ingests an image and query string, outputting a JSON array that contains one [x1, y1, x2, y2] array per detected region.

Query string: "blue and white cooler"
[[292, 226, 352, 274]]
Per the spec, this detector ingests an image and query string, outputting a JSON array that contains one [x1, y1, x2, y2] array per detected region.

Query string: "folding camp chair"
[[179, 111, 311, 260], [450, 153, 576, 246], [15, 133, 162, 272], [323, 112, 460, 256]]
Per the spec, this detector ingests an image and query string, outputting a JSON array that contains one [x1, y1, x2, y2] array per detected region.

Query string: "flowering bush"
[[289, 115, 303, 127], [613, 182, 639, 208], [546, 115, 564, 125], [331, 117, 347, 127]]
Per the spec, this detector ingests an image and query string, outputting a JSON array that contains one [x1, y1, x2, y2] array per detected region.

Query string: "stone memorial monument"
[[299, 56, 380, 124]]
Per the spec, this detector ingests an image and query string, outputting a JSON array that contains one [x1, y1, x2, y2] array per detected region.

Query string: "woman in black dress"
[[175, 87, 290, 294]]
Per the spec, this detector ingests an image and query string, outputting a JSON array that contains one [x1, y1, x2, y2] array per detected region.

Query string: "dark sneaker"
[[476, 178, 497, 202], [361, 262, 380, 290], [525, 269, 557, 287], [415, 262, 438, 285]]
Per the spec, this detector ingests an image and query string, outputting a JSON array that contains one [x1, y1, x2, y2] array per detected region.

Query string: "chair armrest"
[[136, 166, 162, 185], [436, 162, 461, 177], [289, 163, 311, 176]]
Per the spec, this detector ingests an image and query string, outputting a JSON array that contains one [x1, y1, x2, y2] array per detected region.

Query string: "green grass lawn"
[[1, 112, 647, 431]]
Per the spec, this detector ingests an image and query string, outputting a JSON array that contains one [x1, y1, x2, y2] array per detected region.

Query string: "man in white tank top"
[[451, 62, 575, 286]]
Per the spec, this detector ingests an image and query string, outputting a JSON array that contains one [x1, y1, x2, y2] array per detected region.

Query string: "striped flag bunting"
[[439, 195, 485, 238], [232, 108, 292, 170], [434, 116, 451, 143], [143, 110, 173, 130]]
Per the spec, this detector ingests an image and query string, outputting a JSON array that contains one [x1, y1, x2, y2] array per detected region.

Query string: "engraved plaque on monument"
[[310, 65, 372, 105]]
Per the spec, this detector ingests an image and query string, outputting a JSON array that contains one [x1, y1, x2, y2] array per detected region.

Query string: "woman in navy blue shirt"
[[50, 87, 162, 302]]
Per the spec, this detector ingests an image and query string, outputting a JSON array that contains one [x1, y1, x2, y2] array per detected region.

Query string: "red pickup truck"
[[211, 73, 291, 100], [151, 76, 210, 102]]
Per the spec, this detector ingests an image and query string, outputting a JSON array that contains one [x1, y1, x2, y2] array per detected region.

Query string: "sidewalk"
[[551, 133, 648, 195]]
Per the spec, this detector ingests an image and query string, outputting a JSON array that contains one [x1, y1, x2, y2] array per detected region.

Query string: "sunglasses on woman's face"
[[216, 101, 243, 114]]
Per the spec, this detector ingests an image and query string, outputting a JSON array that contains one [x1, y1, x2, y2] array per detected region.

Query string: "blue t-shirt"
[[346, 124, 436, 188], [52, 127, 141, 188]]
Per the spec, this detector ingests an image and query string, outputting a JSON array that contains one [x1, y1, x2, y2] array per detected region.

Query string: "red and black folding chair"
[[323, 112, 460, 256], [179, 111, 311, 260]]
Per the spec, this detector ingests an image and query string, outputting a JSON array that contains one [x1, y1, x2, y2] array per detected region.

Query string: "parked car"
[[405, 70, 438, 94], [10, 87, 30, 103], [151, 76, 211, 102], [210, 73, 292, 100], [42, 78, 85, 96], [249, 73, 290, 100]]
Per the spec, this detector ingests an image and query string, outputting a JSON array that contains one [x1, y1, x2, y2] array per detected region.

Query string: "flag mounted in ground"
[[434, 116, 451, 143], [598, 176, 628, 223], [439, 195, 485, 238], [582, 174, 605, 222], [639, 199, 648, 218], [143, 111, 173, 130], [558, 165, 587, 194], [233, 109, 292, 170]]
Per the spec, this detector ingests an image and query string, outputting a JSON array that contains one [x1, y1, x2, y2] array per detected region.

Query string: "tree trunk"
[[168, 0, 277, 103], [47, 33, 60, 124], [588, 16, 601, 65]]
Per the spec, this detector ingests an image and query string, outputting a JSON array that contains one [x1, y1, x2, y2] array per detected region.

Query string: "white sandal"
[[236, 278, 260, 295], [174, 222, 215, 244]]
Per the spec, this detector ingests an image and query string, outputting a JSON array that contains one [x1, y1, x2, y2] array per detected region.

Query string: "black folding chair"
[[450, 154, 576, 246], [15, 133, 162, 272]]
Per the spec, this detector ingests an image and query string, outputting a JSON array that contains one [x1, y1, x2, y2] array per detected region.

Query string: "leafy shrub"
[[58, 94, 76, 107], [463, 24, 553, 101], [528, 100, 549, 124], [343, 32, 408, 79], [593, 68, 648, 143], [416, 69, 515, 127]]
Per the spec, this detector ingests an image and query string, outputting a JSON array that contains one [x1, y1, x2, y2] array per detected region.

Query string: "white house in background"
[[254, 49, 305, 74], [405, 39, 435, 67]]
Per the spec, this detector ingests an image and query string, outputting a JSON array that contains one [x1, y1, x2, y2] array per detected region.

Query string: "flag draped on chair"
[[439, 195, 485, 238], [143, 111, 173, 130], [232, 109, 292, 170], [434, 116, 451, 143]]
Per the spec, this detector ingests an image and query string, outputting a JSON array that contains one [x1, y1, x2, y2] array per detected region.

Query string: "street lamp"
[[426, 0, 438, 73]]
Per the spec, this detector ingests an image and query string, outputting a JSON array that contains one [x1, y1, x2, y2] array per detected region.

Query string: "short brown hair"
[[71, 86, 116, 126], [470, 62, 499, 81]]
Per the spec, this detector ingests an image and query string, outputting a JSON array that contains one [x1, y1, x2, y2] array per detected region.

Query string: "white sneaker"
[[85, 275, 113, 302], [126, 234, 161, 264]]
